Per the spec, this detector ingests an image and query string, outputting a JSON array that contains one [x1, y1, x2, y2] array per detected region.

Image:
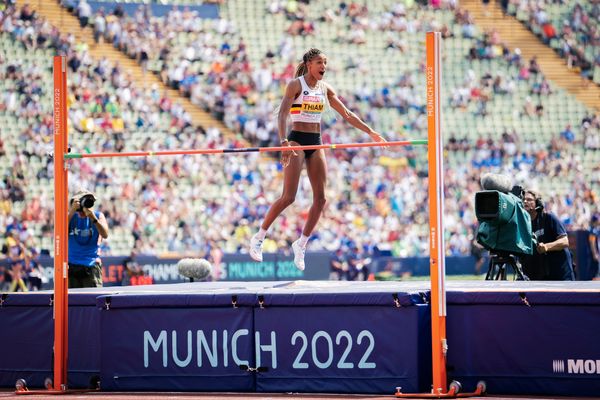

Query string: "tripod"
[[485, 251, 529, 281]]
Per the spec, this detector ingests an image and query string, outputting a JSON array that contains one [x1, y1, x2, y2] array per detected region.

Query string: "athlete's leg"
[[303, 148, 327, 236], [260, 144, 305, 230], [289, 149, 326, 270]]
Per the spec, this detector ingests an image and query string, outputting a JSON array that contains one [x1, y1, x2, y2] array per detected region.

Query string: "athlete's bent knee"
[[313, 196, 327, 211], [280, 195, 296, 207]]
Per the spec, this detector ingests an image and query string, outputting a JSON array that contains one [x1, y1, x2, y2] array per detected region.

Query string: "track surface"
[[0, 391, 591, 400]]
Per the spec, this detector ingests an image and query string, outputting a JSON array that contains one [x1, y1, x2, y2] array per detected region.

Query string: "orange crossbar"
[[64, 140, 427, 159]]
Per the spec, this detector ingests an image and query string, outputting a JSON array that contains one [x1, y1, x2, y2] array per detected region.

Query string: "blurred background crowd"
[[0, 0, 599, 289]]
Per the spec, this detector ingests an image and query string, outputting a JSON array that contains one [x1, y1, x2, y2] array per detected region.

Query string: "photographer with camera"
[[522, 190, 574, 281], [68, 189, 109, 288]]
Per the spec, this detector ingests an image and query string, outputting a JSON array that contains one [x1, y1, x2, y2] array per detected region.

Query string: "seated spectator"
[[528, 56, 541, 75], [77, 0, 92, 29], [522, 96, 536, 117], [518, 63, 530, 80], [19, 3, 35, 22], [2, 233, 28, 292], [346, 245, 371, 281], [24, 248, 44, 291], [348, 24, 366, 44], [560, 125, 576, 143], [329, 248, 346, 280], [541, 22, 556, 43], [535, 103, 544, 117]]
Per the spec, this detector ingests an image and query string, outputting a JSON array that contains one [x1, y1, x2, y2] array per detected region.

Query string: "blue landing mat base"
[[1, 280, 599, 396]]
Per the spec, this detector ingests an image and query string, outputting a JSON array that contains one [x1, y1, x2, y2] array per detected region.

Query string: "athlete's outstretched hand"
[[368, 130, 388, 146], [280, 141, 298, 168]]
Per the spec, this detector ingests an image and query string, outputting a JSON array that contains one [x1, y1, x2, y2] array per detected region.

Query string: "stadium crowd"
[[506, 0, 600, 83], [1, 1, 599, 289]]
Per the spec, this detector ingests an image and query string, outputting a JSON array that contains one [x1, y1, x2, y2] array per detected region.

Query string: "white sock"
[[256, 228, 267, 240], [298, 234, 309, 248]]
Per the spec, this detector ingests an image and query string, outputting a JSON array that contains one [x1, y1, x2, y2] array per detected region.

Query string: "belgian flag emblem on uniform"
[[290, 104, 302, 114]]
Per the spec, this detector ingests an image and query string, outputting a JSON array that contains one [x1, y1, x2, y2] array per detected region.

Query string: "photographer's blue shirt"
[[68, 211, 101, 267], [531, 211, 574, 280]]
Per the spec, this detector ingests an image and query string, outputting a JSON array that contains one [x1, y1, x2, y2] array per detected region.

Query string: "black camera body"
[[510, 184, 525, 200], [78, 194, 95, 211]]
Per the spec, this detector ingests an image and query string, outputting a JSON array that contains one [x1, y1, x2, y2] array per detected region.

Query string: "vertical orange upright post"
[[53, 55, 69, 391], [426, 32, 447, 393]]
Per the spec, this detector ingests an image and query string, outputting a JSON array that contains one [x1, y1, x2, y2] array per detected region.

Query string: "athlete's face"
[[308, 54, 327, 80]]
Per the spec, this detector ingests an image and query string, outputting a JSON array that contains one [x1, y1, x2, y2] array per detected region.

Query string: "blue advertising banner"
[[99, 294, 256, 391], [372, 255, 478, 276], [447, 298, 600, 396], [253, 304, 430, 393], [0, 296, 53, 388], [10, 252, 331, 289], [0, 293, 101, 388], [216, 252, 330, 282]]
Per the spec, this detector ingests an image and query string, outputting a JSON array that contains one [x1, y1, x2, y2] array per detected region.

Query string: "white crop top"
[[289, 76, 326, 123]]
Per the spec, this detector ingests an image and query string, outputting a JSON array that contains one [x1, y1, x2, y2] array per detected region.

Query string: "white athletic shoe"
[[291, 239, 306, 271], [249, 234, 264, 262]]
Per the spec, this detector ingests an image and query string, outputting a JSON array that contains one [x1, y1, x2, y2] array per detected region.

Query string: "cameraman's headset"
[[534, 193, 544, 212]]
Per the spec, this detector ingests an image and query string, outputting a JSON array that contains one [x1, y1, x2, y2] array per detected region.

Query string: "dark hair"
[[295, 48, 323, 78]]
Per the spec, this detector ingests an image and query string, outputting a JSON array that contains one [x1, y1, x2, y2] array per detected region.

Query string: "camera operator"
[[522, 190, 574, 280], [589, 214, 600, 279], [68, 189, 109, 288]]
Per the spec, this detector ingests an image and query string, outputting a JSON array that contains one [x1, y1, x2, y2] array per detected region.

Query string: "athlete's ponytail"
[[295, 48, 322, 78]]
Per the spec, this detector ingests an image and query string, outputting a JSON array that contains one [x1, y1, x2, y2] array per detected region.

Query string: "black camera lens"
[[80, 195, 95, 209]]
